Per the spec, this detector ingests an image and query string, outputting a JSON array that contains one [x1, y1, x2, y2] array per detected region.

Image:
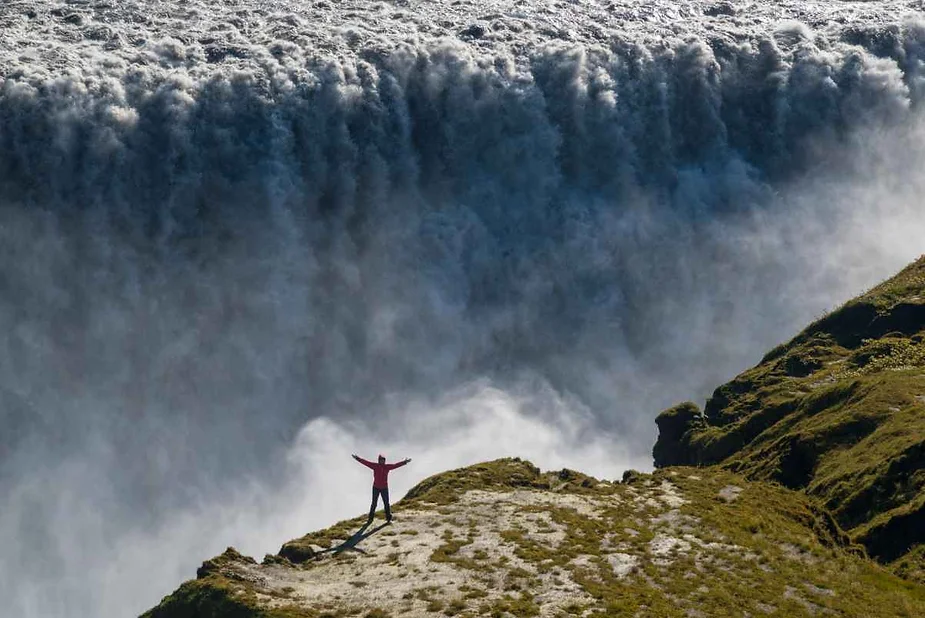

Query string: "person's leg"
[[383, 488, 392, 522], [368, 487, 380, 523]]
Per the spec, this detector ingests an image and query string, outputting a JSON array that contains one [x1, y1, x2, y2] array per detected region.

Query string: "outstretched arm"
[[387, 458, 411, 470], [353, 454, 375, 469]]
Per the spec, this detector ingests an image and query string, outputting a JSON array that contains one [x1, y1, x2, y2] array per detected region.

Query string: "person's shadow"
[[316, 521, 390, 557]]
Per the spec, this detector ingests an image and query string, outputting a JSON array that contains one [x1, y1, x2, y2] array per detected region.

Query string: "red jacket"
[[354, 456, 408, 489]]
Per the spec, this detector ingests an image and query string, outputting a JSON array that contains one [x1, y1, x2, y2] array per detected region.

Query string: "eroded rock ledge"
[[143, 458, 923, 617]]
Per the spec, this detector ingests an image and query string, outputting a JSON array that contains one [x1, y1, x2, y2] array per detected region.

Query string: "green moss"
[[430, 529, 480, 570], [856, 257, 925, 309], [141, 576, 320, 618], [892, 544, 925, 585], [443, 598, 467, 615], [653, 402, 707, 467], [481, 465, 923, 617], [402, 458, 547, 505], [654, 256, 925, 573], [460, 586, 488, 600], [483, 593, 540, 617], [141, 577, 260, 618], [196, 547, 257, 578]]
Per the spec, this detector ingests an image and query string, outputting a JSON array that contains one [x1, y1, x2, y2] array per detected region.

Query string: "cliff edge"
[[143, 458, 923, 617], [654, 255, 925, 583]]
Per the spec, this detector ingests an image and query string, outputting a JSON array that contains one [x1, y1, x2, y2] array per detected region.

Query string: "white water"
[[1, 1, 924, 616]]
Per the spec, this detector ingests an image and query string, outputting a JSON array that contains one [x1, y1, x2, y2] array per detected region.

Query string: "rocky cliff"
[[654, 255, 925, 584], [143, 459, 923, 617]]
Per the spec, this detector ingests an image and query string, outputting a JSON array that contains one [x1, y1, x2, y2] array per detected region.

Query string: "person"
[[352, 453, 411, 524]]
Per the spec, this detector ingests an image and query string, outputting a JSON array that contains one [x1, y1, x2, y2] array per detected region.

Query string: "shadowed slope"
[[654, 255, 925, 582]]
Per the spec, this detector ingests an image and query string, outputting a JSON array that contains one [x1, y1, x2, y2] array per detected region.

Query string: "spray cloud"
[[1, 2, 924, 616]]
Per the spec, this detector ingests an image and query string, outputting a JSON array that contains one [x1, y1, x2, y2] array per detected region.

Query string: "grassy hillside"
[[143, 459, 924, 617], [654, 255, 925, 583]]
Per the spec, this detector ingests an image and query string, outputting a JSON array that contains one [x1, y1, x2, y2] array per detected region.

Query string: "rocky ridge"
[[143, 458, 924, 617]]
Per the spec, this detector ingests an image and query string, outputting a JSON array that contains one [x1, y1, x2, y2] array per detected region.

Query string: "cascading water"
[[1, 1, 924, 616]]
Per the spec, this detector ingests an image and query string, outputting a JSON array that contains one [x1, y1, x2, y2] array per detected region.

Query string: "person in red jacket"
[[353, 453, 411, 524]]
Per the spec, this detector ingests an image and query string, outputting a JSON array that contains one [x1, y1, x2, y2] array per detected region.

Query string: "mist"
[[1, 3, 925, 616]]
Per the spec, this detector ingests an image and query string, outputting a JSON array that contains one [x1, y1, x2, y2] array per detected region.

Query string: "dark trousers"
[[368, 487, 391, 522]]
